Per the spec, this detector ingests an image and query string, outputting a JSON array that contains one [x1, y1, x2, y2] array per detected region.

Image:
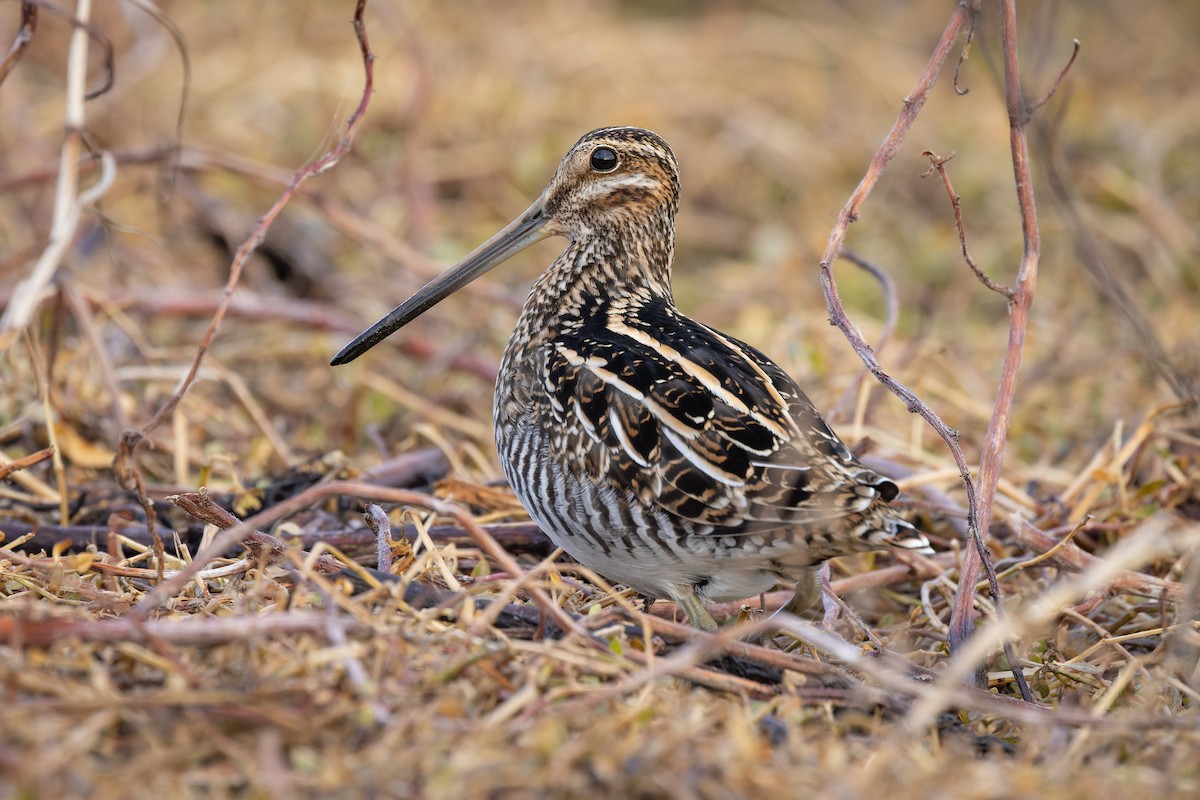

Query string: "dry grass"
[[2, 1, 1199, 797]]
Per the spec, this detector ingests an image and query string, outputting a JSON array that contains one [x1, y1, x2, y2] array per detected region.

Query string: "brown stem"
[[815, 0, 993, 677], [948, 0, 1056, 698], [0, 446, 55, 481], [918, 140, 1029, 697], [922, 150, 1013, 298]]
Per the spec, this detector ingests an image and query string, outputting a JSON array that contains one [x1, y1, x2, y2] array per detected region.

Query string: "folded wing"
[[543, 297, 904, 538]]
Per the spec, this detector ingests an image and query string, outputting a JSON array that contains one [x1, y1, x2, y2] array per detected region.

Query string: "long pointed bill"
[[330, 198, 550, 366]]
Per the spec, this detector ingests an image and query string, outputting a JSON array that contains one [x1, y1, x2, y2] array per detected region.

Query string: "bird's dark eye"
[[589, 147, 618, 172]]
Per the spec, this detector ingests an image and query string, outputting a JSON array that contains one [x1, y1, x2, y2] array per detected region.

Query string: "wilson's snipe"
[[333, 127, 932, 630]]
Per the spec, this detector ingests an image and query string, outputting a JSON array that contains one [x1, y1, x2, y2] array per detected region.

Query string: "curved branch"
[[947, 1, 1068, 700], [815, 0, 989, 665]]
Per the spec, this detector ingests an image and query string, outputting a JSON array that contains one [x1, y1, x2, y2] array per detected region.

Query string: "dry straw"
[[2, 0, 1199, 797]]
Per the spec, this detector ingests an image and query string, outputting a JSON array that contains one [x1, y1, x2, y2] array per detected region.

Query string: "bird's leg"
[[817, 562, 842, 630], [745, 566, 822, 646], [673, 586, 719, 632], [781, 565, 822, 617]]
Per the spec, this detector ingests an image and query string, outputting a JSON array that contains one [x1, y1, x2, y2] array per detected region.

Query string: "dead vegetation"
[[2, 1, 1199, 797]]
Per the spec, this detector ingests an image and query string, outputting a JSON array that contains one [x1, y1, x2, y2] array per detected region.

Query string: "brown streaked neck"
[[529, 213, 677, 321]]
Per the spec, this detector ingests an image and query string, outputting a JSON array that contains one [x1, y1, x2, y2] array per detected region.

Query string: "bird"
[[332, 126, 933, 631]]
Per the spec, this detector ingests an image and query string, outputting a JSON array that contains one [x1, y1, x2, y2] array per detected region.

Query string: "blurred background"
[[3, 4, 1200, 795], [2, 0, 1198, 493]]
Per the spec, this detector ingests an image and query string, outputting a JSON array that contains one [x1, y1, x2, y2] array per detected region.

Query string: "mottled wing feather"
[[544, 297, 901, 536]]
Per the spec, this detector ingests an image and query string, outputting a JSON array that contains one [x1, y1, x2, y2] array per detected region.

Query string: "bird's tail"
[[859, 511, 934, 555]]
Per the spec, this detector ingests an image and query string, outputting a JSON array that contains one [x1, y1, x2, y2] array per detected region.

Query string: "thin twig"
[[23, 331, 70, 526], [1029, 39, 1081, 112], [814, 0, 1000, 681], [0, 0, 99, 340], [859, 452, 1191, 603], [0, 611, 373, 648], [60, 281, 130, 432], [0, 1, 37, 89], [922, 150, 1014, 298], [832, 250, 900, 419], [121, 0, 192, 201], [1011, 518, 1185, 600], [113, 0, 375, 567], [1, 518, 551, 556], [840, 251, 900, 355], [952, 12, 976, 96], [19, 285, 499, 382], [122, 0, 374, 444], [1, 0, 114, 99]]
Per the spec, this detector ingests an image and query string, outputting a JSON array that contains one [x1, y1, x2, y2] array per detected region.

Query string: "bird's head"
[[539, 126, 680, 239], [331, 126, 680, 366]]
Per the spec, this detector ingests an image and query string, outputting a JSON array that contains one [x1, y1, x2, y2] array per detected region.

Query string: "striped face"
[[539, 127, 681, 238]]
